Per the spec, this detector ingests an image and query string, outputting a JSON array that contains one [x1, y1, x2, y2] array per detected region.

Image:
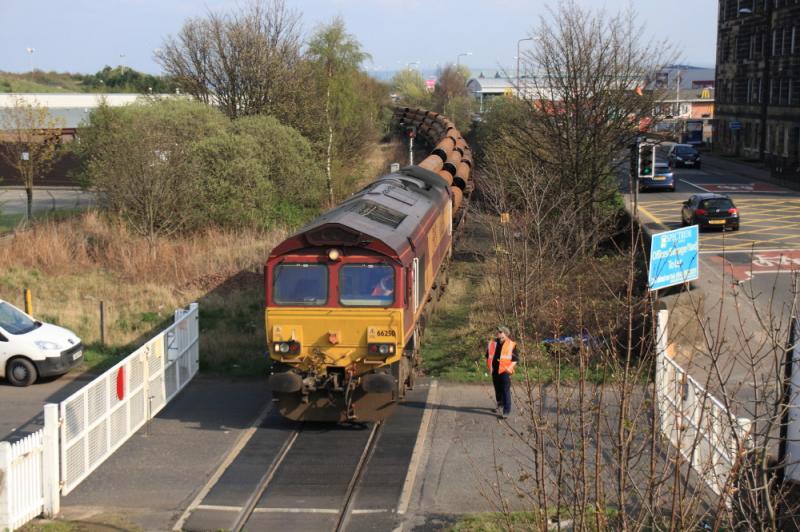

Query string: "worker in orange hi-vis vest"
[[485, 326, 519, 419]]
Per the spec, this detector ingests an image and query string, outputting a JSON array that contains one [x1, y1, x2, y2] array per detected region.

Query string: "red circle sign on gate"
[[116, 367, 125, 401]]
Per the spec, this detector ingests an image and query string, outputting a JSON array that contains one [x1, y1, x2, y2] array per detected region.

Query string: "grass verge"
[[451, 507, 619, 531], [421, 215, 633, 385]]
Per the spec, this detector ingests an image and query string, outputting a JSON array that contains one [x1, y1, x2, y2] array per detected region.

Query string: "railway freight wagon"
[[265, 108, 471, 422]]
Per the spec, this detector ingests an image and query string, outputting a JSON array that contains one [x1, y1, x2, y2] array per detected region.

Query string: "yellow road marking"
[[637, 204, 670, 230], [722, 232, 800, 249]]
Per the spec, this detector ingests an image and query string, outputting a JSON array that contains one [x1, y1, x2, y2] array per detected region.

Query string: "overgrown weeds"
[[0, 211, 285, 374]]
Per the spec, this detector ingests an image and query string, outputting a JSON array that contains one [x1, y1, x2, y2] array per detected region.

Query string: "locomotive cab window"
[[340, 264, 395, 306], [273, 264, 328, 305]]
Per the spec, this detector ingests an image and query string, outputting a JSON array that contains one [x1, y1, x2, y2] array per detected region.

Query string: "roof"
[[466, 77, 515, 93], [0, 93, 188, 130], [270, 166, 450, 264], [652, 66, 715, 91]]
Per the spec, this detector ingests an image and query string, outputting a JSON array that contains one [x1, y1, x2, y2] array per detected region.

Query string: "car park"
[[668, 144, 702, 168], [681, 193, 740, 231], [638, 159, 676, 192], [0, 299, 83, 386]]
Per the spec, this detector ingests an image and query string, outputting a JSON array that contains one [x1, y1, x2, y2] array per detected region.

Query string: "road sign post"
[[648, 225, 700, 291]]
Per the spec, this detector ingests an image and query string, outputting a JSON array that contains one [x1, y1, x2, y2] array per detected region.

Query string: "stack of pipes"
[[392, 107, 472, 212]]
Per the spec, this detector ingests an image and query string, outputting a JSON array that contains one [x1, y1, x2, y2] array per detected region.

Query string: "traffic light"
[[638, 143, 655, 178]]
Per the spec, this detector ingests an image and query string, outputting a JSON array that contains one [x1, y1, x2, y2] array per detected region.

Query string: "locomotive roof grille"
[[353, 200, 407, 228]]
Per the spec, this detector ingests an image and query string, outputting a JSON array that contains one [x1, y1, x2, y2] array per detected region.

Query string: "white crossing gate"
[[0, 303, 199, 530], [655, 309, 752, 497], [59, 303, 199, 495]]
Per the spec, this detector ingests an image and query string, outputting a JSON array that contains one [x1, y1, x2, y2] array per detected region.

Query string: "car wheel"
[[7, 357, 37, 386]]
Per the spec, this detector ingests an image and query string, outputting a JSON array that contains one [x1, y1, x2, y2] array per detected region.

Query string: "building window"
[[782, 28, 787, 55], [747, 78, 753, 102], [770, 78, 775, 103], [792, 27, 796, 54], [784, 127, 790, 157], [790, 79, 794, 105], [774, 29, 779, 55], [758, 77, 763, 102]]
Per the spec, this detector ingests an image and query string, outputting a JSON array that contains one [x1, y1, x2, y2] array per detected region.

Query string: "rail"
[[226, 421, 384, 532]]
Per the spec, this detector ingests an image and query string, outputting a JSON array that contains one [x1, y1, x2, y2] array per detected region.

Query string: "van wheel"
[[7, 358, 37, 386]]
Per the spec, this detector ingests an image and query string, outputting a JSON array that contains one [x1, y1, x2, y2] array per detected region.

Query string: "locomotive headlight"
[[378, 344, 390, 355], [279, 342, 290, 353], [328, 248, 342, 261]]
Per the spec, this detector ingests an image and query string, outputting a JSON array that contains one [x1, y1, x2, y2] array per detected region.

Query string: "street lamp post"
[[26, 47, 35, 81], [516, 37, 533, 96], [456, 52, 472, 67]]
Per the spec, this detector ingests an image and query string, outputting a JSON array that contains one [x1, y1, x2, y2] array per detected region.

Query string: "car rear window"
[[677, 147, 697, 155], [700, 198, 734, 210]]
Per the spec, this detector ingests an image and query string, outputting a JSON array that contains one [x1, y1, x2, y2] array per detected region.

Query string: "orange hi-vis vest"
[[487, 340, 516, 374]]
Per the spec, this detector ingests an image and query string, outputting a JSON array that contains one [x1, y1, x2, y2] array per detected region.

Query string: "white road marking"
[[700, 247, 800, 254], [396, 380, 438, 515], [679, 179, 711, 192], [171, 401, 275, 531], [252, 507, 340, 514], [352, 509, 392, 514], [195, 504, 242, 512]]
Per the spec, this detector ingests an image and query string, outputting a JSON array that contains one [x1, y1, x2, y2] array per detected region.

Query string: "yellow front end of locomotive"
[[266, 307, 404, 374]]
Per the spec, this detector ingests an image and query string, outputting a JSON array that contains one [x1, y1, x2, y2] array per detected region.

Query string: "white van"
[[0, 299, 83, 386]]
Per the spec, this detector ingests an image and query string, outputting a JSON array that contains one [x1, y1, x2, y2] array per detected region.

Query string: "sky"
[[0, 0, 719, 77]]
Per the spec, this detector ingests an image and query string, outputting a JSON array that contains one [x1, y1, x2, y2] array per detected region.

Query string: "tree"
[[78, 99, 324, 239], [80, 99, 228, 247], [0, 97, 64, 221], [494, 1, 673, 253], [306, 17, 371, 206], [432, 64, 476, 132], [391, 68, 432, 108], [155, 0, 306, 121]]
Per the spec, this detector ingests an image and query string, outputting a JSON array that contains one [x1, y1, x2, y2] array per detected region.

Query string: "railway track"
[[178, 382, 434, 532], [228, 421, 383, 532]]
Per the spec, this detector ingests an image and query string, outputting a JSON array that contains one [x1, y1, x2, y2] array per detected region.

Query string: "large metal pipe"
[[443, 149, 462, 175], [451, 186, 463, 211], [419, 154, 444, 173], [433, 137, 455, 160], [460, 148, 473, 168], [437, 170, 454, 186]]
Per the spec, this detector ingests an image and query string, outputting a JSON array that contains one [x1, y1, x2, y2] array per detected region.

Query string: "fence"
[[0, 303, 199, 531], [0, 431, 44, 530], [655, 309, 752, 497]]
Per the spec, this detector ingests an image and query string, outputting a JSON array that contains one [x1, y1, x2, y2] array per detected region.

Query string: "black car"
[[681, 193, 739, 230], [668, 144, 702, 168]]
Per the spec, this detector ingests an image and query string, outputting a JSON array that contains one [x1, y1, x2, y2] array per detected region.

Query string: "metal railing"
[[655, 309, 752, 497]]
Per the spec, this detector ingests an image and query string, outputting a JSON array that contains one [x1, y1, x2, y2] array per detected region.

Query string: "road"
[[0, 187, 95, 218], [625, 154, 800, 414]]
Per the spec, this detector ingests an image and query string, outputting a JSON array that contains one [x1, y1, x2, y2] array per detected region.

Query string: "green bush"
[[78, 99, 324, 236]]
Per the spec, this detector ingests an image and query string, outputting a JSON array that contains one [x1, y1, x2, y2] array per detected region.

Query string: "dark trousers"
[[492, 372, 512, 414]]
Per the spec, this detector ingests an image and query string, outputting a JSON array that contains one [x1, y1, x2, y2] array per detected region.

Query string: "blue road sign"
[[729, 121, 742, 130], [648, 225, 699, 291]]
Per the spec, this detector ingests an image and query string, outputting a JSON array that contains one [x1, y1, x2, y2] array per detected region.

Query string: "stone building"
[[715, 0, 800, 181]]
